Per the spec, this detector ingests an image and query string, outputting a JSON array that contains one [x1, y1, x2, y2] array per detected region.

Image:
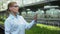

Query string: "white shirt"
[[4, 14, 35, 34]]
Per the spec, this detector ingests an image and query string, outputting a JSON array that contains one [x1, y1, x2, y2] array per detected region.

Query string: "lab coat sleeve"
[[21, 16, 36, 30], [25, 20, 35, 29], [4, 19, 11, 34]]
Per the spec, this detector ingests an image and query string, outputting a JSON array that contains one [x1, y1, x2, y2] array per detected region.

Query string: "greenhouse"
[[0, 0, 60, 34]]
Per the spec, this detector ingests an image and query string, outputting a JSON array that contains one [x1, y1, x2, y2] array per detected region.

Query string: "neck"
[[13, 12, 17, 16], [10, 12, 17, 17]]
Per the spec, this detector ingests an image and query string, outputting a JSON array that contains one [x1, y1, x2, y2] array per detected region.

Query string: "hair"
[[6, 2, 17, 16], [7, 2, 17, 11]]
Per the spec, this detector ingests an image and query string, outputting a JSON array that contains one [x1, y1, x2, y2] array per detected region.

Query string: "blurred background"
[[0, 0, 60, 34]]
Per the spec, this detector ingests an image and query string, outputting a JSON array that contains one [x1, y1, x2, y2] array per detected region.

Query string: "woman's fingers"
[[34, 14, 38, 21]]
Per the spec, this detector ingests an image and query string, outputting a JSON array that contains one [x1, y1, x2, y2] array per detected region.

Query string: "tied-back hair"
[[7, 2, 17, 13], [6, 2, 17, 16]]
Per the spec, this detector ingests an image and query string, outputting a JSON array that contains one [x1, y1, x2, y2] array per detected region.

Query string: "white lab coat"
[[4, 14, 35, 34]]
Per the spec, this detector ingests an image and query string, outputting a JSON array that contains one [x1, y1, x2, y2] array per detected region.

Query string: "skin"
[[9, 3, 37, 21], [9, 3, 19, 15]]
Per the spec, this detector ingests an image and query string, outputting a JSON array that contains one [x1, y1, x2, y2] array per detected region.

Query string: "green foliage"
[[26, 24, 60, 34]]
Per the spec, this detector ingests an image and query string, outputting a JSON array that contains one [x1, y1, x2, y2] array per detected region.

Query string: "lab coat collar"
[[9, 13, 19, 19]]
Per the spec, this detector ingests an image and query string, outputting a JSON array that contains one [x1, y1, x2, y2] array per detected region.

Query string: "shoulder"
[[19, 15, 23, 17], [5, 17, 12, 23], [18, 15, 24, 18], [18, 15, 25, 20]]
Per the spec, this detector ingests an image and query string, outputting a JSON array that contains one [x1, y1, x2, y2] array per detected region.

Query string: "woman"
[[4, 2, 37, 34]]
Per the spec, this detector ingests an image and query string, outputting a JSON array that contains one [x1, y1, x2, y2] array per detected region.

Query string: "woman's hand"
[[33, 14, 38, 22]]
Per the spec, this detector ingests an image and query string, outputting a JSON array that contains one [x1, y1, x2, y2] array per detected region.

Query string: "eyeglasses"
[[11, 5, 19, 7]]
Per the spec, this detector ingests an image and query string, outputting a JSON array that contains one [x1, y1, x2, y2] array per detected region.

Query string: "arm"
[[25, 20, 35, 30], [4, 19, 11, 34], [21, 16, 36, 30]]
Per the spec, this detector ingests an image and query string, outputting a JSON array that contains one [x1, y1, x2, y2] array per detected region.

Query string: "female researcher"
[[4, 2, 37, 34]]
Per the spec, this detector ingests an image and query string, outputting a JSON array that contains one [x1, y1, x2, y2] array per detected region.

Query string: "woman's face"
[[9, 3, 19, 13]]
